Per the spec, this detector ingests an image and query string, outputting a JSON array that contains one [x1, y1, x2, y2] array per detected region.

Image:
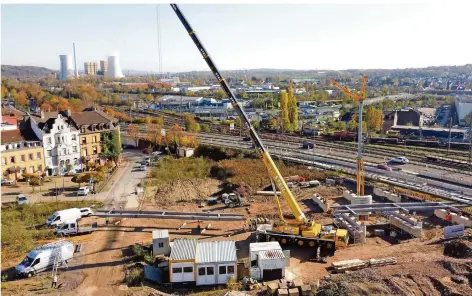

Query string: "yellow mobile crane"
[[329, 76, 368, 196], [171, 4, 348, 259]]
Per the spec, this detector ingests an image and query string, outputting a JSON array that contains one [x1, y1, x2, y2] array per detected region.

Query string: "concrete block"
[[292, 279, 304, 288], [278, 289, 288, 296], [279, 281, 288, 289], [267, 282, 279, 294], [300, 285, 312, 296], [288, 288, 299, 296]]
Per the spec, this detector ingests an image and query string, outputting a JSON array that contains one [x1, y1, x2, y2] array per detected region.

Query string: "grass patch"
[[1, 201, 104, 266], [147, 157, 212, 187], [214, 159, 326, 193]]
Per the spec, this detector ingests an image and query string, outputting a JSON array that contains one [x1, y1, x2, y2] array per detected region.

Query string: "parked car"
[[49, 188, 65, 196], [56, 220, 98, 236], [139, 164, 147, 171], [79, 207, 93, 217], [77, 187, 89, 196], [390, 156, 409, 164], [15, 240, 74, 278], [47, 208, 82, 227], [302, 141, 315, 149], [377, 164, 393, 171], [16, 194, 29, 205], [122, 144, 134, 149], [1, 179, 14, 186], [242, 137, 251, 142]]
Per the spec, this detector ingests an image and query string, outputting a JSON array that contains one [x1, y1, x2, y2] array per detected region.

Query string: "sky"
[[1, 3, 472, 73]]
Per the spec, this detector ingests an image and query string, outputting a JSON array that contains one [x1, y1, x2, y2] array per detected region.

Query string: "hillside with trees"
[[1, 65, 56, 78]]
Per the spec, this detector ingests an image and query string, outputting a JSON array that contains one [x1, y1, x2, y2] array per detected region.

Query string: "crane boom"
[[170, 4, 306, 222]]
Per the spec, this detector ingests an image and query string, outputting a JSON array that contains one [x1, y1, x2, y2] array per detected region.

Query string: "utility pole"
[[447, 117, 452, 156]]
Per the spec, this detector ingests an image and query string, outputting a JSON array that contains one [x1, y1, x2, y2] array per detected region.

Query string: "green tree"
[[101, 130, 122, 161], [252, 97, 265, 109], [240, 91, 248, 100], [184, 113, 201, 132], [201, 124, 210, 133]]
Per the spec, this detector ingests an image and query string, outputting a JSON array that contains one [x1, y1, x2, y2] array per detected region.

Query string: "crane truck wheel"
[[281, 238, 287, 245], [297, 240, 304, 246], [309, 241, 316, 247]]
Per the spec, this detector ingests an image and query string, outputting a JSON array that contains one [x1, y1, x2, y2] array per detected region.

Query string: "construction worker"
[[105, 216, 110, 226], [51, 274, 58, 288]]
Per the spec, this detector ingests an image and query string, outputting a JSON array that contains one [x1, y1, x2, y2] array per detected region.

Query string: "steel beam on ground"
[[94, 212, 245, 221]]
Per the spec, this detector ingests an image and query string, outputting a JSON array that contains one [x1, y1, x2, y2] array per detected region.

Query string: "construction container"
[[249, 242, 288, 281], [152, 230, 170, 256]]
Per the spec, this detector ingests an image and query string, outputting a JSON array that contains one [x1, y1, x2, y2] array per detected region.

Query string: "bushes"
[[125, 267, 144, 286], [149, 157, 211, 186], [1, 201, 104, 265]]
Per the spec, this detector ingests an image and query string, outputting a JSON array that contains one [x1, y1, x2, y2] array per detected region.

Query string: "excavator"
[[170, 4, 348, 260]]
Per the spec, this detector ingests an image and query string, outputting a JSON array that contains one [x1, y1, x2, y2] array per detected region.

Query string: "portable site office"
[[169, 239, 237, 286]]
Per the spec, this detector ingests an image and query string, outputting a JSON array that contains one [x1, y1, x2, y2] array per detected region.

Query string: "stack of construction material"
[[373, 187, 401, 203], [334, 213, 366, 244], [312, 194, 329, 212], [388, 211, 422, 238], [343, 190, 372, 215], [331, 257, 396, 273], [434, 209, 472, 227]]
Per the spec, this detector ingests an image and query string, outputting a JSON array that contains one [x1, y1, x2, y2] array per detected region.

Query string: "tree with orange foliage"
[[103, 107, 116, 117], [16, 90, 28, 108], [127, 124, 140, 147], [146, 123, 163, 149], [164, 124, 184, 153], [57, 98, 70, 111], [180, 135, 199, 148], [40, 103, 53, 111], [49, 97, 60, 111]]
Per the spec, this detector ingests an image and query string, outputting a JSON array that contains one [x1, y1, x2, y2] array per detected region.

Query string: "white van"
[[46, 208, 82, 227], [15, 240, 74, 278]]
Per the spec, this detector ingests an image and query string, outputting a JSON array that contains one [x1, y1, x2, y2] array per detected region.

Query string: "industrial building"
[[106, 54, 124, 78], [455, 95, 472, 126], [168, 238, 237, 286], [390, 125, 468, 142], [59, 55, 73, 80], [84, 62, 98, 75]]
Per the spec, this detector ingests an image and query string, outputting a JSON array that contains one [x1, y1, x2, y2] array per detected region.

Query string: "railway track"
[[114, 106, 472, 172]]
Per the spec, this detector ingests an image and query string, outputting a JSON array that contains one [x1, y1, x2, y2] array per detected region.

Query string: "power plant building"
[[84, 62, 98, 75], [106, 55, 124, 78], [59, 55, 73, 80]]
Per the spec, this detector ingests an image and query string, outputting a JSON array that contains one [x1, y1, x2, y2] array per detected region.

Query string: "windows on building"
[[63, 148, 67, 155], [47, 137, 52, 144], [29, 166, 34, 173], [73, 146, 77, 153], [1, 158, 6, 165], [82, 137, 87, 144], [72, 135, 77, 141], [83, 148, 88, 156], [29, 153, 33, 161], [38, 165, 42, 172], [21, 155, 26, 162], [37, 152, 41, 160], [47, 150, 52, 157], [93, 146, 98, 154], [74, 158, 78, 165], [10, 156, 15, 163], [92, 136, 97, 143]]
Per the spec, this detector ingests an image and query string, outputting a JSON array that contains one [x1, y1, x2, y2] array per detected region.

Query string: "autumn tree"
[[180, 135, 199, 148], [280, 91, 291, 132], [152, 116, 164, 125], [165, 124, 184, 153], [287, 82, 299, 131], [145, 116, 152, 125], [146, 123, 163, 148], [127, 124, 140, 147], [365, 106, 384, 133], [201, 124, 210, 133], [16, 90, 28, 108], [184, 113, 200, 132], [146, 94, 154, 103], [40, 103, 53, 111]]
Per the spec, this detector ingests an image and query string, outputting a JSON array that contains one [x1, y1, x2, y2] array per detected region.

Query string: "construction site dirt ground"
[[2, 185, 472, 296]]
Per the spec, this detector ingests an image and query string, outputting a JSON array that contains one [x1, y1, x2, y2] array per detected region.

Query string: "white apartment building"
[[27, 111, 81, 176]]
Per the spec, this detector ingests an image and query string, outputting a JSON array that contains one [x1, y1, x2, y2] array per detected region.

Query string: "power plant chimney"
[[73, 43, 78, 78]]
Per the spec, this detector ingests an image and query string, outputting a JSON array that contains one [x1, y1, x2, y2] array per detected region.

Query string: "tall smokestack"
[[73, 43, 78, 78]]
